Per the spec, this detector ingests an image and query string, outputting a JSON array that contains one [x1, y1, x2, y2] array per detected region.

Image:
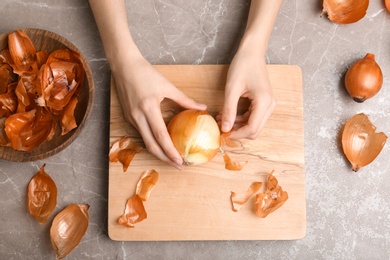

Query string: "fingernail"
[[175, 164, 184, 171], [174, 158, 183, 166], [222, 121, 230, 132]]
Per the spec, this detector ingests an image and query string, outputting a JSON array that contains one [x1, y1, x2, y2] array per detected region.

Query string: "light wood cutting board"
[[108, 64, 305, 241]]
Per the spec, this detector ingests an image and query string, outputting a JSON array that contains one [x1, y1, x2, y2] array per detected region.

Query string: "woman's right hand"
[[111, 53, 206, 169]]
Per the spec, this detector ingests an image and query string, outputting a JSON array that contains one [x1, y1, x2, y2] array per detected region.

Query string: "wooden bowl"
[[0, 28, 94, 161]]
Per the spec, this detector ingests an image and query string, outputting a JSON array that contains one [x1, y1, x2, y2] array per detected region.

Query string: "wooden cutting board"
[[108, 64, 305, 241]]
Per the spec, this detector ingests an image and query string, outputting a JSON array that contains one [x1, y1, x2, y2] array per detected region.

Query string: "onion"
[[322, 0, 369, 24], [341, 113, 387, 172], [345, 53, 383, 103], [167, 110, 221, 165], [386, 0, 390, 13]]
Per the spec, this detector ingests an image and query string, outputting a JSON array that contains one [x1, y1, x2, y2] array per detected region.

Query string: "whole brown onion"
[[345, 53, 383, 103], [322, 0, 369, 24]]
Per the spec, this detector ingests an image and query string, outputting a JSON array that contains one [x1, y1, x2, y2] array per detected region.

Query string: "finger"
[[216, 112, 249, 125], [133, 112, 183, 170], [229, 99, 275, 140], [143, 106, 185, 166], [221, 87, 240, 133], [169, 88, 207, 111]]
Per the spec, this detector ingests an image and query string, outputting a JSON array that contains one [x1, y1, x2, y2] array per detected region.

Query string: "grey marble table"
[[1, 0, 390, 259]]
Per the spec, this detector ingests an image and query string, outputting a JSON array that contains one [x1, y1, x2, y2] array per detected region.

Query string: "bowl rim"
[[0, 28, 95, 162]]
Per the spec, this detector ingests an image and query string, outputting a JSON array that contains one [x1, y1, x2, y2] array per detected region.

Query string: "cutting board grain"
[[108, 64, 306, 241]]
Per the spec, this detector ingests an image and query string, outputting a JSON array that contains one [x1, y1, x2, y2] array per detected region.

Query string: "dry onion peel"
[[221, 132, 241, 148], [386, 0, 390, 13], [322, 0, 369, 24], [254, 171, 288, 218], [168, 109, 221, 165], [60, 95, 78, 135], [118, 194, 147, 228], [345, 53, 383, 103], [223, 152, 248, 171], [0, 117, 9, 146], [230, 182, 262, 212], [341, 113, 387, 172], [27, 164, 57, 224], [50, 204, 89, 259], [0, 30, 84, 151], [109, 136, 142, 172], [136, 169, 159, 201]]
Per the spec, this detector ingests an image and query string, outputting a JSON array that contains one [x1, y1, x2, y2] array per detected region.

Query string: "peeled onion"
[[322, 0, 369, 24], [341, 113, 387, 172], [167, 110, 221, 165], [345, 53, 383, 102]]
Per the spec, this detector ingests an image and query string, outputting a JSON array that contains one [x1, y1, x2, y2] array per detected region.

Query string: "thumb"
[[170, 87, 207, 111], [221, 90, 239, 133]]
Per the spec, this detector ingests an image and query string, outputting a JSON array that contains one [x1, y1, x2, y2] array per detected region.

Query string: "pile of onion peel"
[[230, 170, 288, 218], [253, 171, 289, 218], [118, 169, 160, 228], [345, 53, 383, 103], [50, 204, 90, 259], [27, 164, 57, 224], [109, 136, 142, 172], [322, 0, 369, 24], [0, 29, 84, 151], [341, 113, 387, 172]]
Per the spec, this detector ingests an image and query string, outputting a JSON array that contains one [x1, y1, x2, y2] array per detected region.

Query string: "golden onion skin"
[[345, 53, 383, 103], [167, 110, 221, 165], [341, 113, 387, 172], [50, 204, 89, 259], [322, 0, 369, 24]]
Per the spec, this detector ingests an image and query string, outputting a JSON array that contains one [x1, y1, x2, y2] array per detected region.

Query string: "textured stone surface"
[[1, 0, 390, 259]]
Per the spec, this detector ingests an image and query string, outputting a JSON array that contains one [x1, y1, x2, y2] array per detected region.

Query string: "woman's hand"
[[218, 48, 276, 140], [113, 53, 206, 169], [218, 0, 282, 140]]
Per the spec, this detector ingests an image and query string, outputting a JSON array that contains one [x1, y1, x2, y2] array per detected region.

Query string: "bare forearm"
[[239, 0, 283, 56], [88, 0, 142, 67]]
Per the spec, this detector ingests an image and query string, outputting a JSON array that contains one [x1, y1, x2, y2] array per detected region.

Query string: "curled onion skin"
[[322, 0, 369, 24], [167, 110, 221, 166], [50, 204, 89, 259], [345, 53, 383, 103], [341, 113, 387, 172], [254, 171, 288, 218]]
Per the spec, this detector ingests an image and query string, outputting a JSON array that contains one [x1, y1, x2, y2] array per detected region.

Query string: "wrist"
[[237, 32, 267, 58], [105, 36, 143, 75]]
